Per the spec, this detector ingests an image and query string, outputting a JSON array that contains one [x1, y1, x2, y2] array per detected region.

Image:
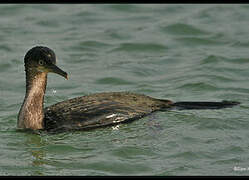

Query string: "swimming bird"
[[18, 46, 240, 133]]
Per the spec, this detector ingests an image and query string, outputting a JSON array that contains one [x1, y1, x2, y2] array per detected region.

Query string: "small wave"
[[75, 40, 112, 52], [95, 77, 133, 85], [104, 4, 143, 13], [212, 158, 241, 165], [110, 42, 167, 53], [160, 23, 209, 36], [177, 82, 217, 91], [175, 37, 226, 46], [167, 151, 200, 160]]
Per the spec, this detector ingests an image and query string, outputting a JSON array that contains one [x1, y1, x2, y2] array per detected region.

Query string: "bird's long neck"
[[18, 68, 47, 130]]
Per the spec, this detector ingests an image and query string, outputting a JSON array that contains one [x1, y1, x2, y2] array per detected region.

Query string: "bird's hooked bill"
[[48, 63, 68, 80]]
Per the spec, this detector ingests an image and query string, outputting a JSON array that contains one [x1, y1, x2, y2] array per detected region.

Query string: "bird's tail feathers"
[[171, 100, 240, 110]]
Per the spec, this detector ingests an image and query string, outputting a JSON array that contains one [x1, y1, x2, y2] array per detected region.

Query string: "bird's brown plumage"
[[44, 92, 173, 132]]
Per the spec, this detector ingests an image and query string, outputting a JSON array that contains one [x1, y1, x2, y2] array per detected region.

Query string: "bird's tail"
[[171, 100, 240, 110]]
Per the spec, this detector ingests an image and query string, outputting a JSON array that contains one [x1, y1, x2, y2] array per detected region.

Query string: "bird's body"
[[17, 46, 240, 133], [44, 92, 172, 132]]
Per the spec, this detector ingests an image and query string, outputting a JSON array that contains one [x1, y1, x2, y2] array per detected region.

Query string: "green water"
[[0, 4, 248, 176]]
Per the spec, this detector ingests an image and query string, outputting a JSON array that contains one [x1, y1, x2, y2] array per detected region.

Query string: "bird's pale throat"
[[18, 71, 47, 130]]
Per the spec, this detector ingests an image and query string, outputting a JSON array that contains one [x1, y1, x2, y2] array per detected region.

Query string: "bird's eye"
[[39, 60, 45, 66]]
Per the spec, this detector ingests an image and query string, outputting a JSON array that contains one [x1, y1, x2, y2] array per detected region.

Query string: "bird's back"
[[44, 92, 172, 132]]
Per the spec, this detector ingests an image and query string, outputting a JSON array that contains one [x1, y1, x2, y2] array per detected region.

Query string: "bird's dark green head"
[[24, 46, 68, 79]]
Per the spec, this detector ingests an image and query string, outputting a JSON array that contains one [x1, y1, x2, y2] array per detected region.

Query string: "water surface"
[[0, 4, 248, 176]]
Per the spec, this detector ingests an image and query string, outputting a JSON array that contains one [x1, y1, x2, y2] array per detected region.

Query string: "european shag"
[[17, 46, 240, 132]]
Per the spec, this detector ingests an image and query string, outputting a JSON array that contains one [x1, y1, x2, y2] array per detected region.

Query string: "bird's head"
[[24, 46, 68, 79]]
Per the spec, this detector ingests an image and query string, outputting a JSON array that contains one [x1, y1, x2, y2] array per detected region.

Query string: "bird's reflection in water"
[[22, 130, 48, 174]]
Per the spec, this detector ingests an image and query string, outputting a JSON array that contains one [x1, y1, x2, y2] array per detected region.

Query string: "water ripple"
[[160, 23, 209, 36], [110, 42, 168, 53], [95, 77, 134, 85]]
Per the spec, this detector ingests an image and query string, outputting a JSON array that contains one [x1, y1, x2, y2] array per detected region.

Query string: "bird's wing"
[[44, 92, 169, 132]]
